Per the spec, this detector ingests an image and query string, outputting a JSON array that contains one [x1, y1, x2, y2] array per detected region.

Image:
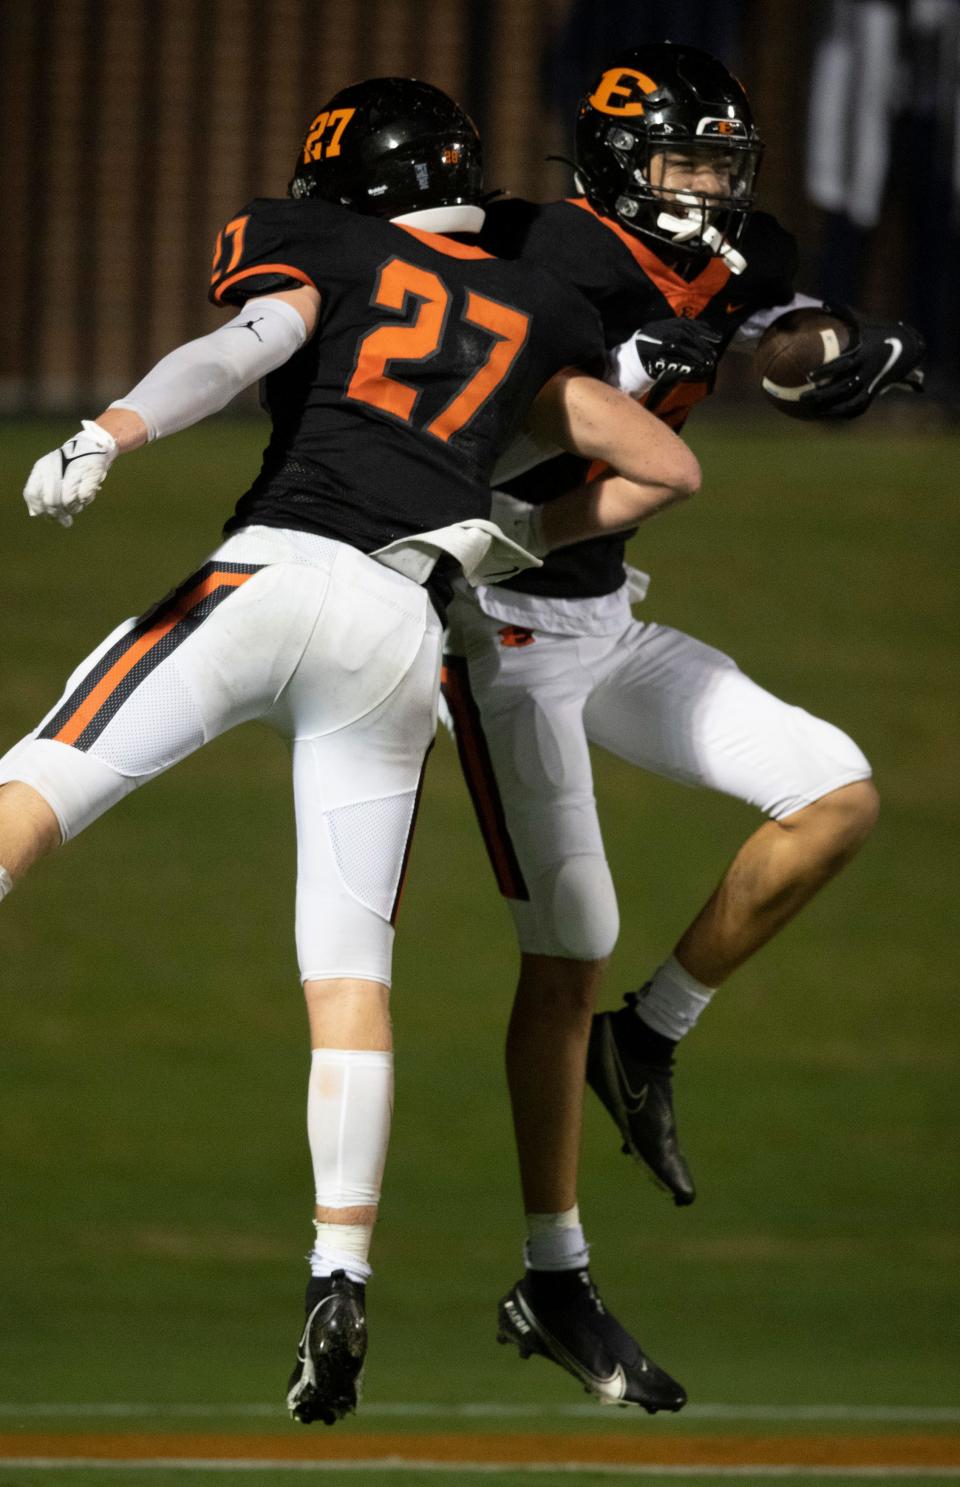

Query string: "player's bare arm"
[[522, 368, 701, 550]]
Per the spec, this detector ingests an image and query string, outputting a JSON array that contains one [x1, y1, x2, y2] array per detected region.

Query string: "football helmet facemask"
[[575, 43, 763, 271], [289, 77, 484, 220]]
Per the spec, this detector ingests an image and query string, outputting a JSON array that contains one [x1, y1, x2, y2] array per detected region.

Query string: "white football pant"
[[444, 591, 872, 961], [0, 527, 442, 985]]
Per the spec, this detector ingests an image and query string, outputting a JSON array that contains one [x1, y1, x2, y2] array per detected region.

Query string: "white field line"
[[0, 1404, 958, 1423], [0, 1461, 958, 1478]]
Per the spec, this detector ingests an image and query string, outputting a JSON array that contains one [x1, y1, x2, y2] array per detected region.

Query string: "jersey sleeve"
[[568, 299, 606, 375], [546, 275, 606, 377], [739, 211, 800, 313], [482, 199, 614, 303], [208, 198, 324, 307]]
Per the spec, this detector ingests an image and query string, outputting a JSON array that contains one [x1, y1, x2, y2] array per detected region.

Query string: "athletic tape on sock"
[[524, 1207, 591, 1272], [636, 954, 716, 1040], [310, 1222, 373, 1285]]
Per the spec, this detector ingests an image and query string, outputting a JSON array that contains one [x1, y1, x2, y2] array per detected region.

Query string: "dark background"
[[3, 0, 959, 413]]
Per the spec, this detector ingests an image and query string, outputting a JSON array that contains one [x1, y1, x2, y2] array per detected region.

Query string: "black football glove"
[[633, 318, 722, 388], [799, 310, 926, 420]]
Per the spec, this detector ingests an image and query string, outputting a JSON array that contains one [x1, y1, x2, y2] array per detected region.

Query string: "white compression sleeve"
[[604, 336, 657, 398], [308, 1049, 394, 1210], [108, 296, 308, 440]]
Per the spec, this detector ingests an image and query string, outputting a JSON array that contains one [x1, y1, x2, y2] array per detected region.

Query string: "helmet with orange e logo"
[[575, 44, 763, 271], [289, 77, 484, 221]]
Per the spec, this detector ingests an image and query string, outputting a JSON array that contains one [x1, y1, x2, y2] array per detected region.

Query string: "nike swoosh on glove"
[[632, 318, 722, 387], [23, 420, 119, 528], [798, 313, 926, 420]]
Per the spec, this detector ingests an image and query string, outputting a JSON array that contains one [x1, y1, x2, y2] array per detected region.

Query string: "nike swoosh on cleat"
[[514, 1290, 626, 1401], [867, 337, 902, 396], [606, 1029, 650, 1114]]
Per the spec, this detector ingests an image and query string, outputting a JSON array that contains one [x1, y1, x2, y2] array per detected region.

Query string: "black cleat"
[[586, 991, 696, 1206], [286, 1270, 367, 1425], [497, 1268, 686, 1413]]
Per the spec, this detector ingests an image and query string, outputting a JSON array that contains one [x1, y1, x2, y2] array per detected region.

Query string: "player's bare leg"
[[588, 779, 880, 1202], [305, 978, 391, 1055], [288, 977, 393, 1426], [506, 954, 606, 1214], [499, 950, 686, 1412], [0, 781, 62, 887], [672, 779, 880, 985]]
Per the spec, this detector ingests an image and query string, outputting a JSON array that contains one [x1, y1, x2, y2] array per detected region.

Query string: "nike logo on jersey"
[[726, 302, 746, 315], [868, 337, 903, 396]]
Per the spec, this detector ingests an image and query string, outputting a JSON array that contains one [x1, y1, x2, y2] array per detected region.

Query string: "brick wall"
[[1, 0, 818, 411]]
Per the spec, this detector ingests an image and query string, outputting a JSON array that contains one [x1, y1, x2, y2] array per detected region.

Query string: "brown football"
[[755, 308, 851, 416]]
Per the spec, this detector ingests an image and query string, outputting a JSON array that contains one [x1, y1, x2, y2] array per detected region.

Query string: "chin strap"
[[655, 192, 748, 275]]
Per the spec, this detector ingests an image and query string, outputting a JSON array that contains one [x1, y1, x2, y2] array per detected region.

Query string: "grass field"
[[0, 415, 957, 1485]]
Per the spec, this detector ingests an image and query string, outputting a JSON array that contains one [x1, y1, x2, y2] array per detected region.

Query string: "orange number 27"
[[346, 258, 529, 443], [302, 108, 356, 162]]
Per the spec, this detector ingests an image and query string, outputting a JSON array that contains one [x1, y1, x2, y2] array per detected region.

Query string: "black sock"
[[524, 1266, 589, 1302], [611, 1002, 677, 1067]]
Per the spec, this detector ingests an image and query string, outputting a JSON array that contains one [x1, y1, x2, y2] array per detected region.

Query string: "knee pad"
[[766, 713, 873, 820], [512, 854, 619, 961], [297, 890, 396, 987], [0, 737, 136, 843]]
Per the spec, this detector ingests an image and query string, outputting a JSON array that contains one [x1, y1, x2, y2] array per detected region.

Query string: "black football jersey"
[[479, 197, 799, 599], [207, 197, 603, 559]]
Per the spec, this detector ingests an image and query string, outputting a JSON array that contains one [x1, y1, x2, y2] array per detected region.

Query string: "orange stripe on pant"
[[52, 570, 254, 747]]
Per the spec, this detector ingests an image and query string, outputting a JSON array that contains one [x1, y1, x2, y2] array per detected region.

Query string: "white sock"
[[0, 868, 12, 902], [309, 1221, 373, 1285], [634, 955, 717, 1041], [524, 1204, 591, 1272]]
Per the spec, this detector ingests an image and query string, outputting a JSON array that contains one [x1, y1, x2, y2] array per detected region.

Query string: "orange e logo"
[[588, 67, 659, 116]]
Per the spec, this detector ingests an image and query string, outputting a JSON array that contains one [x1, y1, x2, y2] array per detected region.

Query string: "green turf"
[[0, 418, 957, 1442]]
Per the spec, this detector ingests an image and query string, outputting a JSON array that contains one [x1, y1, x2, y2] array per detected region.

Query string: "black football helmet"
[[289, 77, 483, 218], [575, 43, 763, 269]]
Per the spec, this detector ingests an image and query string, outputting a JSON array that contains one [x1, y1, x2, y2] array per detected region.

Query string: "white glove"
[[23, 420, 119, 528], [488, 489, 547, 559]]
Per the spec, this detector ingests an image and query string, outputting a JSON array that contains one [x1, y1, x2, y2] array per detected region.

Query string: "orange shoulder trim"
[[396, 224, 494, 260], [212, 263, 317, 304], [567, 197, 730, 317]]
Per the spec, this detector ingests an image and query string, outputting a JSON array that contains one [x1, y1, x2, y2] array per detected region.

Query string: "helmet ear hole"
[[575, 44, 763, 257], [289, 77, 484, 220]]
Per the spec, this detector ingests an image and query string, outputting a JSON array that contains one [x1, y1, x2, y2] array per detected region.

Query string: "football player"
[[0, 79, 700, 1424], [443, 43, 924, 1398]]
